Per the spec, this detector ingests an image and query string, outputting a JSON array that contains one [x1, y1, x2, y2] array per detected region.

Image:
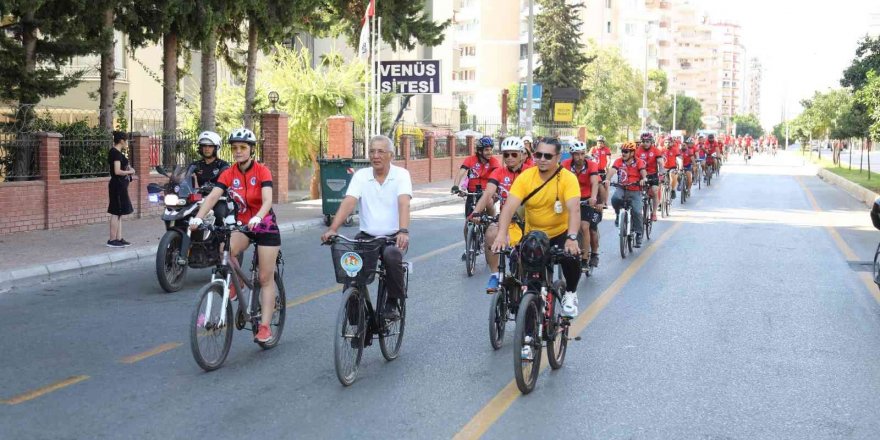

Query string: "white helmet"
[[596, 135, 606, 142], [198, 131, 222, 147], [570, 140, 587, 153], [522, 135, 533, 144], [228, 127, 257, 145], [500, 136, 525, 152]]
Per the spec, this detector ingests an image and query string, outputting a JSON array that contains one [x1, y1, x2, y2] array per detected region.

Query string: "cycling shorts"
[[464, 195, 478, 218], [646, 173, 660, 186], [580, 201, 602, 231], [598, 170, 608, 183], [683, 164, 693, 171], [242, 213, 281, 247]]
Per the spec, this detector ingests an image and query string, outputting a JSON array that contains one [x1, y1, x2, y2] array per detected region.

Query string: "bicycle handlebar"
[[322, 234, 393, 246]]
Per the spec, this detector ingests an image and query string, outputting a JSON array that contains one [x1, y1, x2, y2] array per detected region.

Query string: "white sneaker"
[[521, 336, 534, 360], [561, 291, 579, 318]]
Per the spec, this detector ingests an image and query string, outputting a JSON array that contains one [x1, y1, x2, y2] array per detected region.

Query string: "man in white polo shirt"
[[321, 135, 412, 317]]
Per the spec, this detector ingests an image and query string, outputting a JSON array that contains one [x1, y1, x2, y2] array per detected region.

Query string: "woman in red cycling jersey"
[[190, 128, 281, 343]]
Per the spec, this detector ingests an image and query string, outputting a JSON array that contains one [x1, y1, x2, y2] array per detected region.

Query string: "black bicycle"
[[678, 167, 690, 204], [612, 183, 640, 259], [325, 234, 408, 386], [189, 223, 286, 372], [642, 185, 655, 241], [513, 245, 578, 394], [660, 172, 672, 218], [459, 189, 486, 277]]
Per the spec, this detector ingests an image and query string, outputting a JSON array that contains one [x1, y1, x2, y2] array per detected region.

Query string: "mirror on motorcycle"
[[155, 165, 167, 176]]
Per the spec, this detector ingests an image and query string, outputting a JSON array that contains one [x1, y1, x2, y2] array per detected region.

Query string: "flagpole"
[[376, 17, 382, 137]]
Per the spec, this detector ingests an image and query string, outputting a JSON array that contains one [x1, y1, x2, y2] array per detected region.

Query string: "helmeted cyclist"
[[610, 142, 648, 247], [636, 132, 666, 222], [589, 135, 612, 206], [191, 131, 230, 187], [561, 140, 602, 269], [680, 137, 696, 193], [522, 134, 536, 168], [662, 137, 680, 200], [452, 136, 500, 257], [491, 138, 583, 320], [469, 136, 531, 292], [190, 128, 281, 343]]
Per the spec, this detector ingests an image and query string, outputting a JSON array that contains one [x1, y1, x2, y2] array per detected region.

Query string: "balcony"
[[60, 64, 129, 82]]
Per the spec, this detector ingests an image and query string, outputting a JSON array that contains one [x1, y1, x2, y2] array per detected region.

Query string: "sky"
[[690, 0, 880, 129]]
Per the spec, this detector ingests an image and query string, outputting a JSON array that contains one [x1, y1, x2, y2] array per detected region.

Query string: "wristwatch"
[[566, 234, 578, 241], [398, 228, 409, 234]]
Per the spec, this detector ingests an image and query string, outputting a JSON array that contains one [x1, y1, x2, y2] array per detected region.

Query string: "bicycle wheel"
[[489, 287, 508, 350], [513, 293, 542, 394], [619, 210, 629, 259], [644, 201, 653, 241], [190, 282, 233, 372], [379, 276, 407, 361], [465, 224, 477, 277], [253, 270, 286, 349], [663, 187, 671, 217], [334, 287, 366, 386], [546, 281, 568, 370], [873, 242, 880, 287]]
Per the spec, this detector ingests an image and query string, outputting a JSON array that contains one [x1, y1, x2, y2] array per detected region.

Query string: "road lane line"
[[454, 223, 682, 440], [795, 176, 879, 302], [120, 342, 182, 364], [285, 241, 464, 309], [2, 375, 90, 405]]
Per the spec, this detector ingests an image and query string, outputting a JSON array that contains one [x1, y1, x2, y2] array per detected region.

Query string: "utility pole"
[[526, 0, 535, 132], [641, 22, 650, 132]]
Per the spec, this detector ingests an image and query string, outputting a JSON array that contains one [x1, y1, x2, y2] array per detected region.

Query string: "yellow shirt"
[[509, 166, 580, 238]]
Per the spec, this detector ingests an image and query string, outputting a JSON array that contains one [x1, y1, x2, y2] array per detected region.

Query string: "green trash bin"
[[318, 158, 371, 226]]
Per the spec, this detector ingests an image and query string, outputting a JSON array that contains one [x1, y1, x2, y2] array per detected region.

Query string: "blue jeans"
[[611, 189, 644, 234]]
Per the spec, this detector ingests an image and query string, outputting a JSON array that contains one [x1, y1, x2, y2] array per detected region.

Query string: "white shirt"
[[346, 164, 413, 236]]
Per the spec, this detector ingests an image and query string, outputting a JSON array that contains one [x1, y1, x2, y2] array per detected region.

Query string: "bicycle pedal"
[[568, 336, 582, 341]]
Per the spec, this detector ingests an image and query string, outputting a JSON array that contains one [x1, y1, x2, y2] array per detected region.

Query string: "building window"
[[605, 0, 611, 8], [625, 23, 635, 35], [607, 21, 612, 33], [520, 44, 528, 60], [460, 45, 476, 56]]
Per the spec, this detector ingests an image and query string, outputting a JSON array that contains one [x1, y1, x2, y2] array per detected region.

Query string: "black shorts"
[[598, 170, 608, 183], [464, 195, 478, 218], [646, 173, 660, 186], [244, 213, 281, 247], [579, 200, 602, 231]]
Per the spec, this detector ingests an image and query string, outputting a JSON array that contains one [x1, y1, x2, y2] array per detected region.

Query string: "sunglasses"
[[622, 150, 634, 154], [502, 152, 519, 158], [533, 152, 555, 160]]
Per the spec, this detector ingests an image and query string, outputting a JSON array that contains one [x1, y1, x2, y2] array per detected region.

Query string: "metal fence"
[[434, 136, 450, 158], [0, 132, 40, 182], [455, 137, 469, 156], [60, 136, 112, 179], [146, 128, 264, 171], [353, 122, 366, 159]]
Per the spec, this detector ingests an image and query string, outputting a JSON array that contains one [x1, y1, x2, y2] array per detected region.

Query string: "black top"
[[108, 147, 129, 177], [192, 158, 230, 186]]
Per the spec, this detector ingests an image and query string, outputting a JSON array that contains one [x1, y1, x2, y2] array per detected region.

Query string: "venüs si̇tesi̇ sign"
[[378, 60, 441, 94]]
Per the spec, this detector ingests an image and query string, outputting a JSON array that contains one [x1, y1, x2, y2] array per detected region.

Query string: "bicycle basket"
[[330, 240, 383, 285]]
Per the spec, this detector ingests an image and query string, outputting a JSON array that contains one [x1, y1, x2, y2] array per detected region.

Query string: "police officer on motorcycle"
[[192, 131, 229, 186]]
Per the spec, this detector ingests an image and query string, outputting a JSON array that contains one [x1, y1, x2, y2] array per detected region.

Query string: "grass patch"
[[802, 151, 880, 194]]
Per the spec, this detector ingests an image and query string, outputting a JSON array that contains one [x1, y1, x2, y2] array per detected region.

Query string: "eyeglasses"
[[368, 149, 388, 156], [502, 152, 519, 158], [533, 152, 555, 160]]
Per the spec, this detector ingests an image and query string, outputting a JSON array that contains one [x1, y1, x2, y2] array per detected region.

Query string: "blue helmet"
[[478, 136, 495, 150]]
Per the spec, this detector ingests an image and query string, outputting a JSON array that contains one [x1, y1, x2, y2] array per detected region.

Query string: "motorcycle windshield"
[[170, 165, 197, 197]]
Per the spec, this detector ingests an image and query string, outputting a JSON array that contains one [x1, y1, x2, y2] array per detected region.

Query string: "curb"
[[1, 195, 459, 291], [815, 168, 880, 207]]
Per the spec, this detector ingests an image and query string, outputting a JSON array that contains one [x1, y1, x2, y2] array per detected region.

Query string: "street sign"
[[378, 60, 441, 94], [553, 88, 580, 101], [553, 102, 574, 122], [701, 115, 720, 126], [519, 83, 542, 110], [638, 107, 649, 119]]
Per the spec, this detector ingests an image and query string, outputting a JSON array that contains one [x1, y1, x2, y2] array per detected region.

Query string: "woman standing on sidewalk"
[[107, 130, 135, 247]]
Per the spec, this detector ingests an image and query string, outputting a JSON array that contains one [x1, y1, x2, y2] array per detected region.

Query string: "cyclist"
[[695, 134, 710, 181], [191, 131, 230, 187], [491, 138, 583, 318], [452, 136, 500, 255], [469, 136, 530, 292], [589, 135, 612, 206], [680, 137, 696, 194], [636, 132, 666, 222], [610, 142, 647, 247], [707, 133, 722, 170], [562, 140, 602, 269], [190, 128, 281, 343], [321, 135, 412, 319], [522, 134, 536, 168], [662, 137, 680, 200]]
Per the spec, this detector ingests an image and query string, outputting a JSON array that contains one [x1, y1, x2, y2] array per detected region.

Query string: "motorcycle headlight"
[[164, 194, 180, 206]]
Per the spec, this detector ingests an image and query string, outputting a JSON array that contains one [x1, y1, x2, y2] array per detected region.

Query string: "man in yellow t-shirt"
[[491, 138, 583, 318]]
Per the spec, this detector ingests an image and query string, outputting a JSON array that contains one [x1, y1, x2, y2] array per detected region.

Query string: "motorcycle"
[[149, 165, 235, 293]]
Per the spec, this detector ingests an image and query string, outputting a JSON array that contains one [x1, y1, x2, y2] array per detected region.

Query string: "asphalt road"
[[2, 153, 879, 439]]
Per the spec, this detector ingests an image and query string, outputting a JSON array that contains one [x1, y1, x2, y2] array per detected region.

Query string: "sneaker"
[[461, 252, 467, 261], [580, 259, 590, 273], [486, 274, 500, 292], [383, 299, 400, 321], [614, 213, 619, 227], [635, 234, 643, 248], [254, 324, 272, 343], [521, 336, 534, 361], [106, 239, 124, 248], [670, 190, 676, 200], [118, 238, 132, 247], [589, 253, 599, 268], [561, 291, 579, 318]]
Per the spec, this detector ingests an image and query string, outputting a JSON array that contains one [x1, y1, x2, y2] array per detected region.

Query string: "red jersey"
[[217, 160, 274, 224], [589, 145, 612, 170], [460, 155, 501, 193], [561, 158, 600, 198], [636, 146, 664, 175], [663, 145, 680, 167], [680, 146, 694, 166], [612, 157, 646, 191], [487, 165, 527, 206]]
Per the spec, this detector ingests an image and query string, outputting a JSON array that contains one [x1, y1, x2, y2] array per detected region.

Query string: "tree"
[[731, 113, 764, 137], [534, 0, 593, 119], [842, 36, 880, 90], [312, 0, 449, 52], [772, 121, 788, 143], [856, 70, 880, 141], [657, 94, 702, 136], [647, 69, 668, 124], [576, 43, 641, 141]]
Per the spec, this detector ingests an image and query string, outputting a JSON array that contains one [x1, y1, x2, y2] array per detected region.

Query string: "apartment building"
[[711, 21, 745, 126], [747, 57, 762, 117]]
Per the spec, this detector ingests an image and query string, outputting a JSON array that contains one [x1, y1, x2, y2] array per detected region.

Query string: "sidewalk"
[[0, 179, 457, 289]]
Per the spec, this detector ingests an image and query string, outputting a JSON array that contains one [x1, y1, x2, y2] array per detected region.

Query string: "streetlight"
[[268, 91, 279, 113], [335, 98, 345, 115]]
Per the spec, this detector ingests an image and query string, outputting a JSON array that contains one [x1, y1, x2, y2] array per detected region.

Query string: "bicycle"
[[458, 189, 486, 277], [642, 185, 655, 241], [678, 168, 689, 204], [189, 223, 287, 372], [660, 172, 672, 218], [577, 200, 599, 279], [512, 245, 578, 394], [704, 161, 714, 187], [694, 160, 703, 190], [325, 234, 409, 386], [611, 183, 638, 259]]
